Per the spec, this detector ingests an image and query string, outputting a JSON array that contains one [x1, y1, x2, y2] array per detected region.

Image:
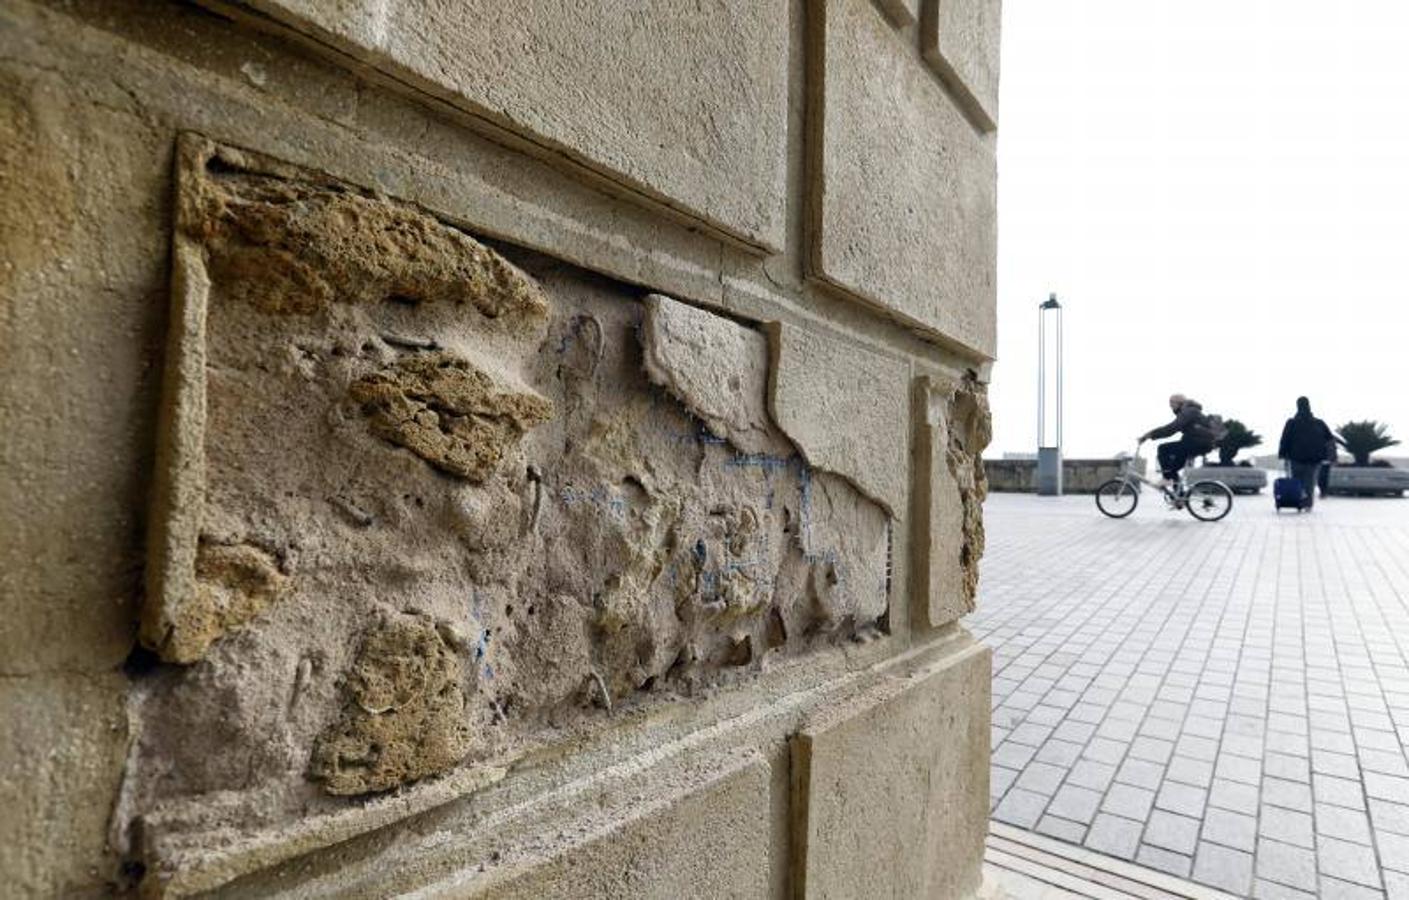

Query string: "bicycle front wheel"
[[1186, 480, 1233, 522], [1095, 479, 1139, 518]]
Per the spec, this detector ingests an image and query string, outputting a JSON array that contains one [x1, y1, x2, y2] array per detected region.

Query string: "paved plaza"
[[969, 491, 1409, 898]]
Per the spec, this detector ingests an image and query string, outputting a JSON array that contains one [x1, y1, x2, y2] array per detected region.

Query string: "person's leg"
[[1156, 442, 1186, 483], [1291, 462, 1317, 508], [1318, 462, 1331, 498]]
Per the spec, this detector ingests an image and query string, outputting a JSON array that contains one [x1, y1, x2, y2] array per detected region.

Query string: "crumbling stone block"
[[915, 373, 991, 627], [311, 611, 476, 795], [350, 352, 552, 482], [128, 141, 892, 860]]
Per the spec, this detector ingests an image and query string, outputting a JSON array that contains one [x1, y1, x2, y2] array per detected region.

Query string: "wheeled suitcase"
[[1274, 475, 1308, 512]]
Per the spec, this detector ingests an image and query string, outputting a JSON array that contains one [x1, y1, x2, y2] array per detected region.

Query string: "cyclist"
[[1140, 394, 1219, 494]]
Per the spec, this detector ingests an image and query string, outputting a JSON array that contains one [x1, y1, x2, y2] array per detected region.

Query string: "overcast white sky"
[[990, 1, 1409, 459]]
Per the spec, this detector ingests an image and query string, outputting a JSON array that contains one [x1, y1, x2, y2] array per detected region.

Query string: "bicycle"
[[1095, 440, 1234, 521]]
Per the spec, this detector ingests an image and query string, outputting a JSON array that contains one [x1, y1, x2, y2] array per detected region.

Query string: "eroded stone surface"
[[921, 0, 1002, 131], [350, 352, 553, 482], [810, 0, 997, 355], [918, 373, 991, 627], [311, 611, 475, 795], [128, 145, 890, 847]]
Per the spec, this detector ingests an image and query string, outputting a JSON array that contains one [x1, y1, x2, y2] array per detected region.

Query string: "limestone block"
[[915, 374, 991, 627], [769, 321, 909, 516], [0, 672, 128, 897], [447, 752, 772, 899], [791, 641, 990, 899], [642, 294, 791, 457], [127, 141, 889, 882], [809, 0, 997, 355], [921, 0, 1003, 131], [227, 0, 789, 250], [874, 0, 920, 28]]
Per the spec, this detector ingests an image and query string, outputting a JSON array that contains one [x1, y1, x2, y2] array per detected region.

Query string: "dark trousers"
[[1290, 461, 1319, 508], [1156, 439, 1207, 481], [1318, 462, 1332, 496]]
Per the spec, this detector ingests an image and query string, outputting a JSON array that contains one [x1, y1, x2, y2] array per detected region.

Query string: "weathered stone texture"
[[228, 0, 790, 249], [810, 0, 997, 355], [442, 752, 772, 899], [769, 322, 910, 516], [917, 373, 992, 627], [874, 0, 921, 28], [311, 611, 476, 794], [922, 0, 1003, 131], [0, 672, 129, 897], [122, 145, 890, 881], [791, 641, 991, 899]]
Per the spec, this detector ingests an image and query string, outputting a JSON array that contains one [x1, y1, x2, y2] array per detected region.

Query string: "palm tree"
[[1217, 419, 1262, 465], [1336, 420, 1400, 466]]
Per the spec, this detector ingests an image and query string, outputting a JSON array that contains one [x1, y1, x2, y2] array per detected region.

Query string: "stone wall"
[[985, 458, 1140, 494], [0, 1, 1000, 896]]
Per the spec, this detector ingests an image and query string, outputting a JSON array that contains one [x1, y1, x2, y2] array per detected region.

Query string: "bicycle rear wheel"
[[1186, 480, 1233, 521], [1095, 479, 1139, 518]]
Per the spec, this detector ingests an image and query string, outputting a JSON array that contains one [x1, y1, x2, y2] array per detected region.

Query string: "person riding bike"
[[1140, 394, 1219, 494]]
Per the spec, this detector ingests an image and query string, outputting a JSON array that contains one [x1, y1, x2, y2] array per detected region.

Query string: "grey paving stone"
[[1035, 813, 1087, 844], [1046, 784, 1102, 824], [1137, 844, 1193, 878], [1115, 757, 1165, 790], [1129, 736, 1175, 765], [1065, 759, 1117, 792], [1367, 773, 1409, 805], [1266, 750, 1312, 783], [1318, 876, 1387, 900], [1225, 733, 1268, 759], [1139, 716, 1182, 742], [1082, 736, 1129, 766], [1257, 837, 1320, 892], [993, 787, 1048, 828], [1318, 835, 1383, 888], [1052, 720, 1097, 744], [1101, 783, 1155, 821], [991, 741, 1039, 770], [1317, 749, 1364, 780], [1193, 840, 1254, 895], [1183, 715, 1225, 739], [1216, 752, 1263, 785], [1253, 878, 1318, 900], [1203, 806, 1257, 853], [1034, 739, 1084, 768], [1144, 808, 1201, 855], [1156, 780, 1208, 818], [1371, 799, 1409, 836], [1267, 729, 1311, 757], [1316, 802, 1373, 845], [1084, 812, 1142, 860], [1265, 776, 1315, 812], [1166, 754, 1214, 788], [1317, 773, 1370, 810], [1374, 829, 1409, 873], [1096, 718, 1140, 742], [1359, 749, 1409, 778], [1260, 804, 1315, 849], [1176, 734, 1220, 762], [1015, 761, 1067, 796]]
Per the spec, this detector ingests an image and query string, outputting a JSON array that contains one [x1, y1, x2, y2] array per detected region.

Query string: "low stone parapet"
[[1327, 466, 1409, 496], [1188, 466, 1268, 494], [984, 458, 1140, 494]]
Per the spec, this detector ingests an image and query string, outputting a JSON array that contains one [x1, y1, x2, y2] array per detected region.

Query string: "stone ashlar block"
[[873, 0, 921, 28], [446, 751, 772, 899], [791, 640, 991, 899], [224, 0, 790, 251], [769, 321, 910, 517], [809, 0, 997, 356], [921, 0, 1003, 132]]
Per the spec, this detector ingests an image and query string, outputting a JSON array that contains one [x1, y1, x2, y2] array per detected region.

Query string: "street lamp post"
[[1037, 294, 1063, 496]]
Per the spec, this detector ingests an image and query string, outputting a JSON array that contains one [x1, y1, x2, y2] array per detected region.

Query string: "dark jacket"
[[1146, 400, 1216, 449], [1279, 413, 1334, 463]]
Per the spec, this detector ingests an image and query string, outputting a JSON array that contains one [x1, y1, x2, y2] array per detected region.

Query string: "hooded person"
[[1141, 393, 1219, 490], [1278, 396, 1335, 508]]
